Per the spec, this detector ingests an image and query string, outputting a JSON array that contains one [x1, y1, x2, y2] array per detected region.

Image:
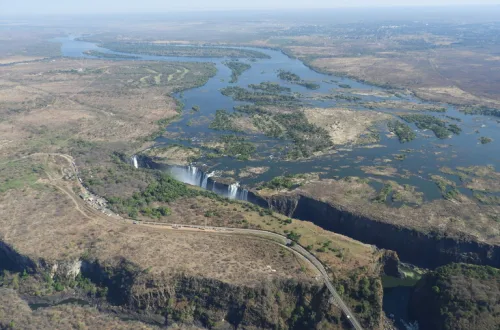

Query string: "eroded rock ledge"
[[0, 238, 346, 329], [251, 180, 500, 269]]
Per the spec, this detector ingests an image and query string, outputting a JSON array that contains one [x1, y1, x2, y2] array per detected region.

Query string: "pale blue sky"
[[2, 0, 500, 15]]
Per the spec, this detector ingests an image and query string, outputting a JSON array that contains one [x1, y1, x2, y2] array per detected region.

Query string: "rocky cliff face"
[[256, 192, 500, 269], [81, 258, 345, 329], [0, 239, 345, 329], [379, 250, 403, 278], [129, 274, 340, 329], [0, 241, 36, 273]]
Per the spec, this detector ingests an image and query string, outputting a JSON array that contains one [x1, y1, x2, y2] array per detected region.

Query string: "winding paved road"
[[41, 153, 363, 330], [137, 221, 364, 330]]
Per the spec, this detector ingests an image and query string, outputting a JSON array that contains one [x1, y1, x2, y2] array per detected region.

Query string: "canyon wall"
[[0, 240, 346, 329], [259, 193, 500, 269]]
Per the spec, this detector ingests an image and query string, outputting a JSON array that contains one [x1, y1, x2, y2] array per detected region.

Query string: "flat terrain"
[[0, 28, 61, 58], [309, 54, 500, 109], [247, 23, 500, 110], [304, 108, 390, 146], [142, 145, 201, 166], [90, 41, 270, 58], [0, 58, 215, 160]]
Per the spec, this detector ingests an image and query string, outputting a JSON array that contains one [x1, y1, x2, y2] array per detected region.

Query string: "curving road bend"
[[40, 153, 363, 330], [138, 221, 364, 330]]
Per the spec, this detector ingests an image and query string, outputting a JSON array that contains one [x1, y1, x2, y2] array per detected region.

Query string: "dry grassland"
[[0, 155, 313, 286], [149, 195, 380, 278], [0, 59, 214, 159], [309, 51, 500, 108], [304, 108, 391, 145], [259, 32, 500, 108]]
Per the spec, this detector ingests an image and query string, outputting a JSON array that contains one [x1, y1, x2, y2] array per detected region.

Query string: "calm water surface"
[[55, 36, 500, 205]]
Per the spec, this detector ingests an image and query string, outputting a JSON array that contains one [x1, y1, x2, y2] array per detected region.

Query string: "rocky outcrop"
[[80, 257, 343, 329], [0, 241, 36, 273], [379, 250, 403, 278], [0, 241, 345, 329], [260, 194, 300, 217], [129, 274, 339, 329], [0, 240, 89, 281], [255, 192, 500, 269]]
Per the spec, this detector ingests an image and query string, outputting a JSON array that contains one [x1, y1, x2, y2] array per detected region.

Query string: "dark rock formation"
[[255, 192, 500, 269], [379, 250, 403, 278], [0, 240, 346, 329], [0, 241, 36, 273]]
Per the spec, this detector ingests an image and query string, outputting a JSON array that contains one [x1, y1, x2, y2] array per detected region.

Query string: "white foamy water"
[[169, 165, 248, 201]]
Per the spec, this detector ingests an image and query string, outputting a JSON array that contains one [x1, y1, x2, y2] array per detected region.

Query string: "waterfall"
[[228, 182, 240, 200], [202, 171, 215, 189], [170, 165, 204, 186], [187, 165, 203, 186], [132, 155, 139, 169], [239, 189, 249, 201], [168, 165, 248, 201]]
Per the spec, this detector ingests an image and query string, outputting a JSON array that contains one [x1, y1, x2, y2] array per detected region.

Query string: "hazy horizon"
[[2, 0, 500, 16]]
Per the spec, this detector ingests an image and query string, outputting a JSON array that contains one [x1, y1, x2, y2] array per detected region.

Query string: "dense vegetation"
[[0, 269, 108, 300], [297, 81, 320, 90], [373, 184, 393, 203], [277, 70, 301, 82], [108, 173, 223, 219], [387, 120, 416, 143], [83, 50, 139, 59], [448, 124, 461, 135], [100, 42, 270, 58], [249, 81, 291, 93], [233, 104, 332, 158], [473, 192, 500, 205], [234, 104, 268, 115], [223, 61, 251, 83], [252, 114, 285, 138], [334, 94, 362, 102], [217, 135, 257, 160], [410, 263, 500, 330], [221, 86, 298, 106], [261, 175, 295, 190], [399, 114, 461, 139], [277, 69, 320, 90], [461, 105, 500, 118], [335, 271, 382, 329], [479, 136, 493, 144], [273, 112, 333, 158], [209, 109, 240, 132]]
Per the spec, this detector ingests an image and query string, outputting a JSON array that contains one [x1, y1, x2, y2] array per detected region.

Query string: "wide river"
[[56, 36, 500, 204], [56, 36, 499, 328]]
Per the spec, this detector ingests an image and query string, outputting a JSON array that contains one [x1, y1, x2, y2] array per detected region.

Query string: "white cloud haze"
[[2, 0, 500, 15]]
